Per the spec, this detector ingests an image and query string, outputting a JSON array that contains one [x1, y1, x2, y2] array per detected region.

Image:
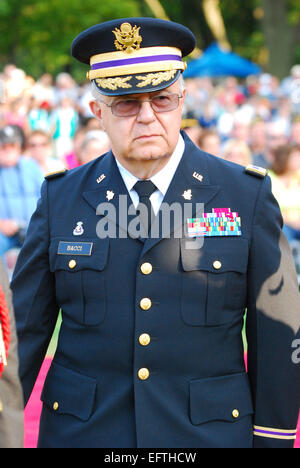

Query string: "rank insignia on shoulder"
[[45, 169, 68, 180], [245, 164, 267, 178]]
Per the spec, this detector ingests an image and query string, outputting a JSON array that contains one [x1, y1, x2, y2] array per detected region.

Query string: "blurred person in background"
[[3, 97, 29, 133], [280, 65, 300, 114], [229, 117, 250, 144], [222, 138, 252, 167], [258, 121, 289, 169], [0, 125, 43, 262], [27, 97, 51, 133], [249, 117, 267, 167], [53, 72, 78, 105], [50, 96, 79, 160], [31, 73, 55, 110], [291, 117, 300, 145], [77, 130, 111, 166], [272, 97, 292, 137], [197, 129, 221, 156], [0, 86, 23, 448], [0, 257, 23, 448], [2, 67, 27, 101], [64, 126, 87, 170], [25, 130, 65, 175], [216, 91, 237, 142], [181, 116, 202, 146], [269, 143, 300, 243]]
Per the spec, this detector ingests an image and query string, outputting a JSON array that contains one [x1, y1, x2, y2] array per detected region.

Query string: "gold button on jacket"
[[139, 333, 151, 346], [213, 260, 222, 270], [140, 298, 152, 310], [69, 259, 77, 270], [138, 368, 150, 380], [140, 262, 153, 275]]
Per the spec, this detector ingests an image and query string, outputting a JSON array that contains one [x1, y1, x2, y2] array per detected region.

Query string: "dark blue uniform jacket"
[[12, 132, 300, 448]]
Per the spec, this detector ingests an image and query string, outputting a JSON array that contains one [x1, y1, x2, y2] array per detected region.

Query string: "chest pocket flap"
[[49, 238, 109, 273], [49, 238, 109, 326], [181, 237, 249, 273], [180, 238, 249, 326]]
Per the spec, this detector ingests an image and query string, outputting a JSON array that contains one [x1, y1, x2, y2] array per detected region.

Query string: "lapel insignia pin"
[[73, 221, 84, 236], [193, 172, 203, 182], [97, 173, 106, 184], [182, 189, 192, 200], [106, 190, 115, 201]]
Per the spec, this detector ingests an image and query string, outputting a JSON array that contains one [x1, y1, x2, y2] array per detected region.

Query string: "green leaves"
[[0, 0, 142, 79]]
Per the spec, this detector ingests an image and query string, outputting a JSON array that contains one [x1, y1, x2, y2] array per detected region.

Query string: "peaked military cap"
[[71, 17, 196, 96]]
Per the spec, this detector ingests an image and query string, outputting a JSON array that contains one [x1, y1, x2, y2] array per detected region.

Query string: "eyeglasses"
[[29, 142, 48, 148], [101, 93, 183, 117]]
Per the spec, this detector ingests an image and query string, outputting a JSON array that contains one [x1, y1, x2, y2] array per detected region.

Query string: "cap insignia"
[[112, 23, 142, 54], [136, 70, 177, 88], [96, 76, 133, 91]]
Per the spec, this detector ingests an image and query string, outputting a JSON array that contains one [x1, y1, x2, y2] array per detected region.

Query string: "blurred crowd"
[[0, 63, 300, 278]]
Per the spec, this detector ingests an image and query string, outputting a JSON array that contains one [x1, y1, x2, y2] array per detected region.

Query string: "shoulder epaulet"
[[245, 164, 268, 179], [45, 169, 68, 180]]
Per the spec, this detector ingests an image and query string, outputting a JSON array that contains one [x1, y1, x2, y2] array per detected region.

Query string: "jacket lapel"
[[82, 152, 141, 241]]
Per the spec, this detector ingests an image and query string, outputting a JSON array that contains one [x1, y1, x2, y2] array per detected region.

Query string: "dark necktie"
[[134, 180, 157, 236]]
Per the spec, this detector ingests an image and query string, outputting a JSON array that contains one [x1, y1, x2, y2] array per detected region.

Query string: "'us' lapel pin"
[[97, 173, 106, 184], [193, 172, 203, 182]]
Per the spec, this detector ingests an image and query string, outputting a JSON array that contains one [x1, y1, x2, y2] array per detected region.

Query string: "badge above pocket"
[[49, 238, 109, 326], [49, 238, 109, 273]]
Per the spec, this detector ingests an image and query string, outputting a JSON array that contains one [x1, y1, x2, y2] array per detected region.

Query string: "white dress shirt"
[[115, 134, 185, 215]]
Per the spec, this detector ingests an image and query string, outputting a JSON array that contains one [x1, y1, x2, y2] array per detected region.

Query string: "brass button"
[[138, 368, 150, 380], [140, 262, 153, 275], [140, 298, 152, 310], [232, 409, 239, 419], [139, 333, 151, 346], [53, 402, 59, 411], [213, 260, 222, 270], [69, 259, 77, 269]]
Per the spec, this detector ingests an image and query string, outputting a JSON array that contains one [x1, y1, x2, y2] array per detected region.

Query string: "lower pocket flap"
[[190, 372, 253, 425], [41, 362, 97, 421]]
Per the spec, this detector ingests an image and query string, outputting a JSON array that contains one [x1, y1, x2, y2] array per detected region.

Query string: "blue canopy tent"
[[184, 43, 261, 78]]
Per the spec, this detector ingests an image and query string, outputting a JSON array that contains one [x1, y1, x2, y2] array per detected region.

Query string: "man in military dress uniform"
[[12, 18, 300, 448]]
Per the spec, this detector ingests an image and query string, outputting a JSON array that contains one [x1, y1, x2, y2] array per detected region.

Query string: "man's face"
[[27, 135, 50, 163], [0, 142, 21, 167], [90, 80, 185, 171]]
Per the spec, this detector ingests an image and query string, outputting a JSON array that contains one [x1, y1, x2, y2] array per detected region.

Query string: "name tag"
[[58, 241, 93, 256]]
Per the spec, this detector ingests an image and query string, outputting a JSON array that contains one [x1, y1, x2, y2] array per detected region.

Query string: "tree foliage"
[[0, 0, 142, 80], [0, 0, 299, 80]]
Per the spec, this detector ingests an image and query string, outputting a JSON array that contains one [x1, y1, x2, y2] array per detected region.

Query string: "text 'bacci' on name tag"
[[57, 241, 93, 256]]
